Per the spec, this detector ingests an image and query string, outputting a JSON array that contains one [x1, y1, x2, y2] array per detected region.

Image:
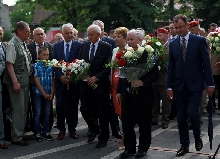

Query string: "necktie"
[[66, 43, 70, 61], [181, 38, 186, 61], [90, 44, 95, 62], [23, 42, 32, 75]]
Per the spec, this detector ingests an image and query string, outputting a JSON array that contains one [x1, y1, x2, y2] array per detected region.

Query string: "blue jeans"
[[33, 94, 51, 135]]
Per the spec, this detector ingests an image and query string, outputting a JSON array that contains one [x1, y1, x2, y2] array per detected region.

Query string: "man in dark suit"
[[53, 23, 81, 140], [166, 14, 214, 157], [92, 20, 122, 139], [79, 24, 112, 148], [27, 27, 54, 132]]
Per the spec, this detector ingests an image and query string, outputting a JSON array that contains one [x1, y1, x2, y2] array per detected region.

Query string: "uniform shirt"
[[33, 62, 54, 95]]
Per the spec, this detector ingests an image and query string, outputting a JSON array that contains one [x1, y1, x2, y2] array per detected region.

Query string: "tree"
[[2, 30, 13, 42], [191, 0, 220, 29], [9, 0, 35, 31], [19, 0, 165, 32]]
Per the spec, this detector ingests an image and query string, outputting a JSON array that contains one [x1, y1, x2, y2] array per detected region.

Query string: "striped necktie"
[[181, 38, 186, 61]]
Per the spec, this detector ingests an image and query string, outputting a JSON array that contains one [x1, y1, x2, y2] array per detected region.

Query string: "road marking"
[[14, 141, 88, 159], [101, 121, 178, 159]]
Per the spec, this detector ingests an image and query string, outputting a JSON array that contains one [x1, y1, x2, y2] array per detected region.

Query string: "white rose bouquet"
[[208, 31, 220, 54]]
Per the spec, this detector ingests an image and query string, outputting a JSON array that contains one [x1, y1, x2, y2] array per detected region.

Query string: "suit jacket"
[[101, 36, 117, 50], [78, 41, 112, 94], [27, 41, 53, 63], [53, 40, 82, 87], [166, 33, 214, 92], [117, 63, 159, 105]]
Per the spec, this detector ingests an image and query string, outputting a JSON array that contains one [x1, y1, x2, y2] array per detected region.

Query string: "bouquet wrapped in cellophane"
[[107, 43, 159, 94]]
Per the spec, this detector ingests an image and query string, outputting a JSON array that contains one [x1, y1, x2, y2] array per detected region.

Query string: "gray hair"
[[92, 20, 104, 27], [33, 27, 44, 35], [128, 29, 144, 39], [87, 24, 101, 34], [54, 33, 63, 39], [62, 23, 74, 33], [200, 27, 205, 33]]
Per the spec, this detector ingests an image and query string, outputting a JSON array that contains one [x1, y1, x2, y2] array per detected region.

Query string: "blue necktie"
[[66, 44, 70, 61]]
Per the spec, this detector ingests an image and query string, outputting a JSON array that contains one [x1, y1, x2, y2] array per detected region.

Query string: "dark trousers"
[[122, 91, 152, 152], [28, 85, 53, 132], [2, 83, 11, 140], [109, 97, 120, 133], [56, 83, 80, 133], [175, 83, 202, 146], [211, 75, 220, 109], [80, 84, 110, 142]]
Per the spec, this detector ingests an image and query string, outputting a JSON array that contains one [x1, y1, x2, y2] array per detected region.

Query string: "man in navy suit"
[[166, 14, 214, 157], [53, 23, 81, 140], [79, 24, 112, 148]]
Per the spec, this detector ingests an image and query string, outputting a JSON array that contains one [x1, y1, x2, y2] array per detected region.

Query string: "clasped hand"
[[60, 76, 69, 84], [87, 76, 97, 86], [130, 80, 144, 87]]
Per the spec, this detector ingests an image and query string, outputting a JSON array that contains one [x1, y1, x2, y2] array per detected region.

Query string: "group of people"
[[0, 13, 218, 158]]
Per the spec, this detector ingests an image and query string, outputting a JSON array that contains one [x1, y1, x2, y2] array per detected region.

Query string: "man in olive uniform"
[[3, 21, 32, 146]]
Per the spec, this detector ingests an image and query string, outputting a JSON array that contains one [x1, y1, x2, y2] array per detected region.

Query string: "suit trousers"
[[152, 85, 170, 124], [56, 83, 80, 133], [0, 88, 4, 144], [80, 83, 110, 142], [122, 91, 152, 152], [175, 83, 202, 146], [8, 85, 29, 142]]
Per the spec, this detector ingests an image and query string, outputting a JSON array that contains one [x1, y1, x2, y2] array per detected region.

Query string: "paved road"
[[1, 111, 220, 159]]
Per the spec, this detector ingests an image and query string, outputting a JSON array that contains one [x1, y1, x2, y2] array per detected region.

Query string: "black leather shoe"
[[162, 123, 168, 129], [176, 146, 189, 157], [87, 133, 96, 143], [96, 140, 107, 148], [112, 131, 122, 139], [135, 149, 147, 158], [120, 150, 136, 158], [195, 138, 203, 151]]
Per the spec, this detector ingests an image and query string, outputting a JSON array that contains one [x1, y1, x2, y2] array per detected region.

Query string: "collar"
[[180, 32, 190, 41], [15, 35, 24, 45], [90, 39, 100, 47], [64, 40, 72, 46], [35, 42, 44, 46]]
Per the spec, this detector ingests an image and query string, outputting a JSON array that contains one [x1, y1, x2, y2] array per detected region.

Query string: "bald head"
[[33, 27, 45, 44]]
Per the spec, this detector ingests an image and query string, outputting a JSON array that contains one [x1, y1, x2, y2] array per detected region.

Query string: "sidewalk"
[[1, 111, 220, 159]]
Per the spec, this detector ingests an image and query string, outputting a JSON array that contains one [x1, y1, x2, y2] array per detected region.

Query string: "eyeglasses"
[[174, 25, 186, 30]]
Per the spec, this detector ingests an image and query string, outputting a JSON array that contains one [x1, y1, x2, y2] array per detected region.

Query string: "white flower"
[[215, 37, 219, 42], [124, 51, 133, 58], [216, 47, 220, 51], [218, 33, 220, 37], [210, 36, 214, 41], [137, 47, 145, 53], [155, 41, 161, 46], [127, 47, 134, 51], [145, 45, 154, 53]]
